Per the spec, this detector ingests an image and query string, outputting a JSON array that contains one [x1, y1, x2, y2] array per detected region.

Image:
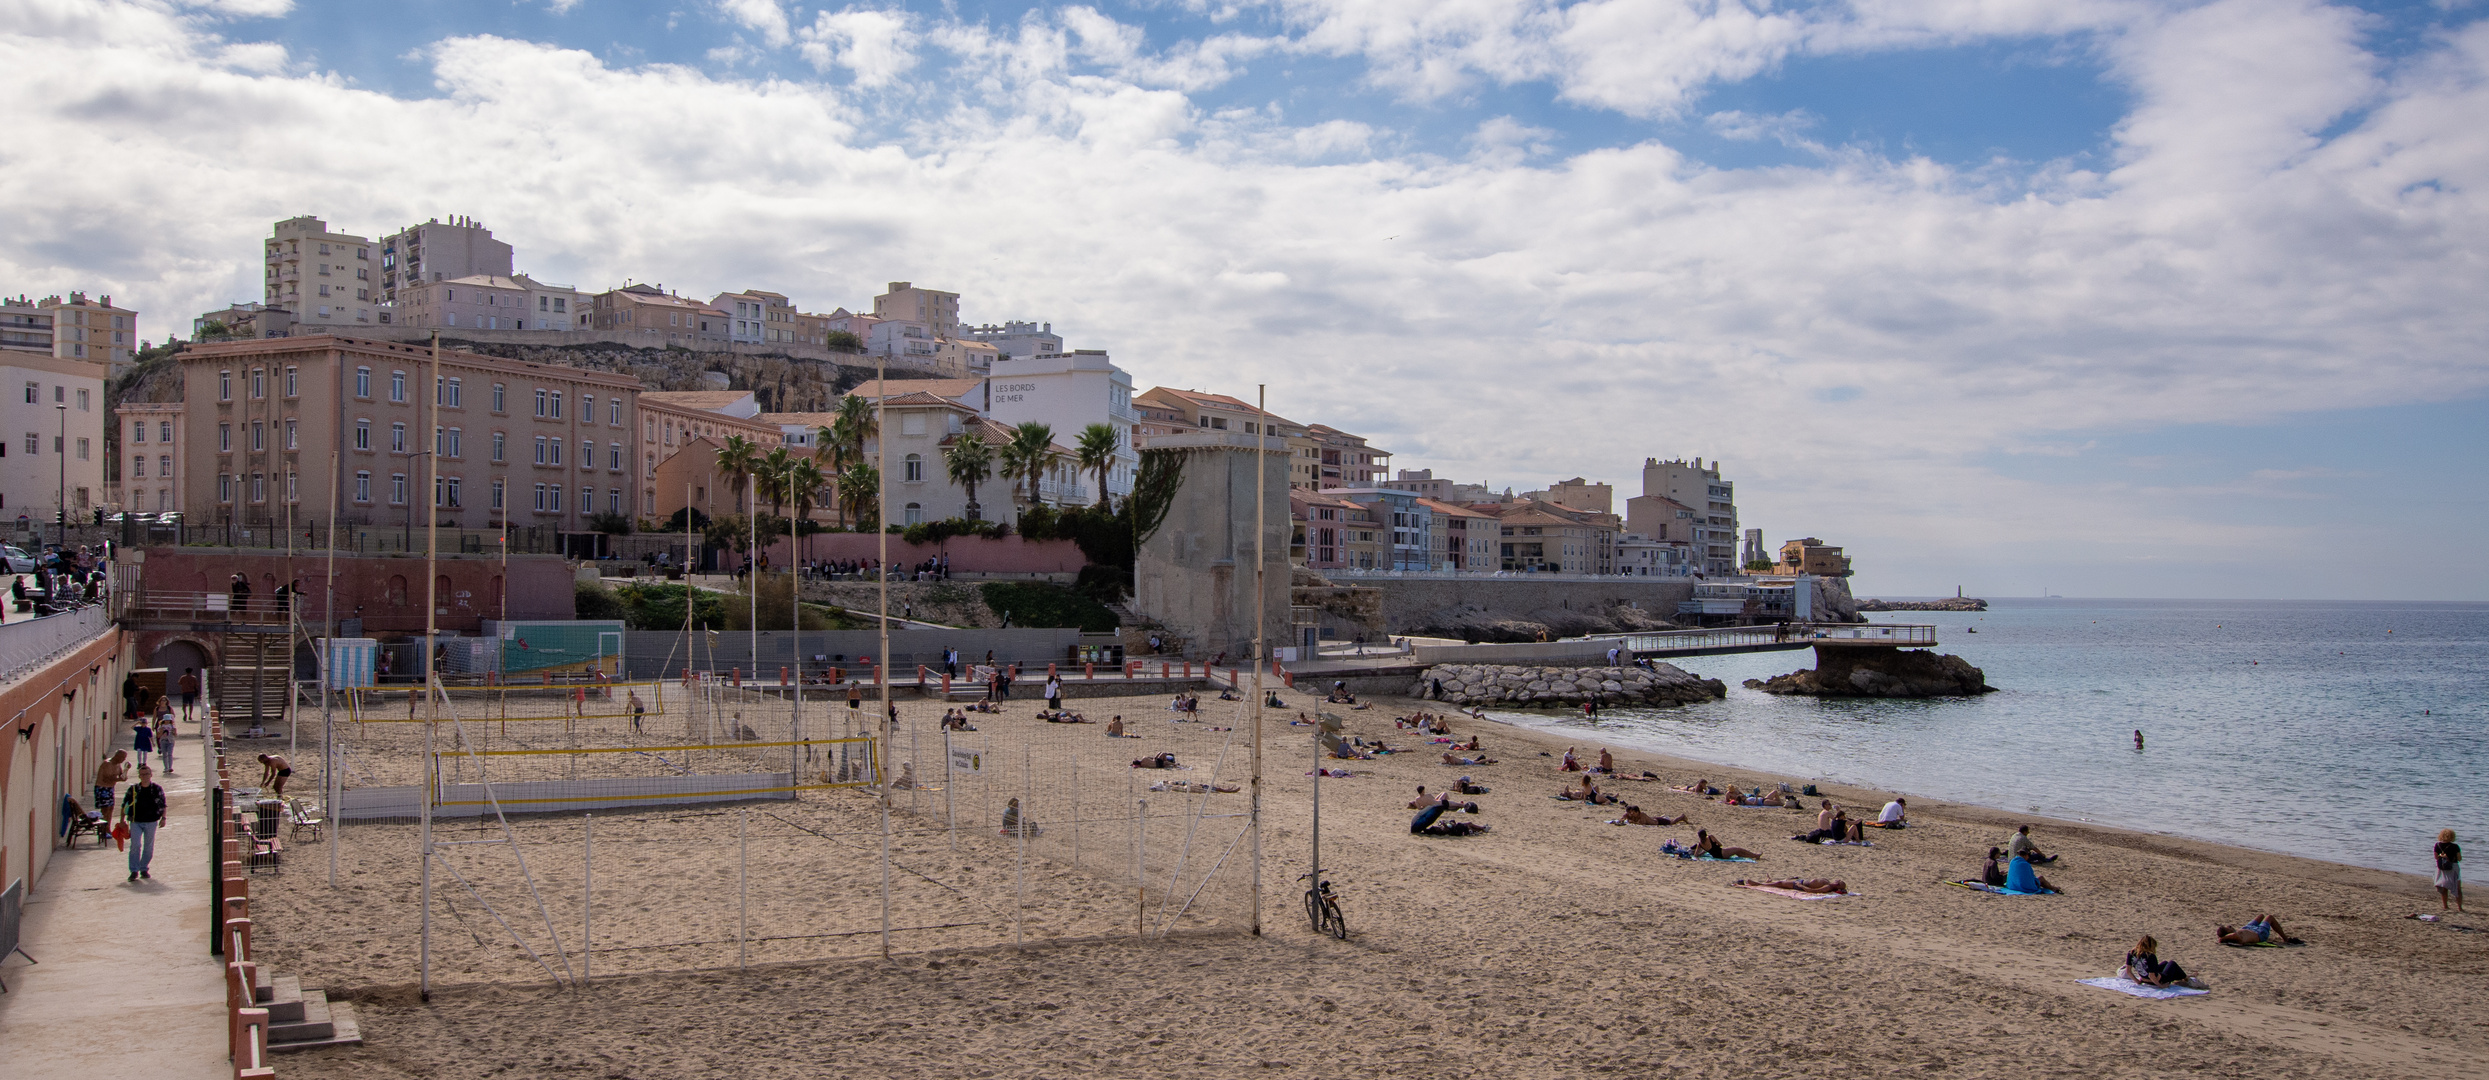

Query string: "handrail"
[[0, 605, 111, 683], [1581, 622, 1937, 651]]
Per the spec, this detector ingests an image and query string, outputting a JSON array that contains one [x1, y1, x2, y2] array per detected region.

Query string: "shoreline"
[[1471, 702, 2440, 883]]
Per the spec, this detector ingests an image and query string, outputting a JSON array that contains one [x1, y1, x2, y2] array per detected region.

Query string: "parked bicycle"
[[1299, 870, 1347, 940]]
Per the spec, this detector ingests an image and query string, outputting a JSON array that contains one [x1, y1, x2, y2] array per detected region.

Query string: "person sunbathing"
[[1694, 829, 1762, 861], [2123, 936, 2203, 988], [1560, 748, 1582, 772], [1672, 778, 1717, 795], [1043, 711, 1094, 723], [1455, 736, 1482, 752], [2216, 915, 2298, 946], [2004, 854, 2060, 894], [1443, 752, 1496, 766], [1596, 749, 1615, 774], [1217, 688, 1241, 701], [1558, 775, 1616, 804], [1132, 753, 1180, 769], [1753, 788, 1790, 807], [1105, 716, 1129, 737], [1732, 877, 1848, 895], [1454, 776, 1489, 795], [1408, 786, 1437, 809], [1427, 716, 1451, 736], [1620, 805, 1685, 826], [1409, 802, 1490, 836]]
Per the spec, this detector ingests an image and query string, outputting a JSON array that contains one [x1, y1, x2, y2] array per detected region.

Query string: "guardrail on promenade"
[[1584, 621, 1936, 654], [0, 606, 111, 685]]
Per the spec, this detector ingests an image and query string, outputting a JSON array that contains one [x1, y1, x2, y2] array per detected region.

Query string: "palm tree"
[[999, 421, 1054, 509], [830, 393, 877, 465], [714, 435, 758, 517], [944, 433, 994, 521], [758, 446, 795, 517], [1075, 422, 1120, 512], [837, 460, 880, 531], [788, 458, 826, 525]]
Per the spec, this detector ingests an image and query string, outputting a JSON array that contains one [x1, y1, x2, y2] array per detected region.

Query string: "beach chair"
[[286, 798, 325, 843]]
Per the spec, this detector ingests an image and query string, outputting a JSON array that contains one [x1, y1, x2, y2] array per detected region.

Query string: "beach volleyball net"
[[288, 677, 1265, 986]]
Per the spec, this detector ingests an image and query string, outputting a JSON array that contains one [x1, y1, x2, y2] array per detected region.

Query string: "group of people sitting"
[[938, 709, 979, 731], [1166, 693, 1201, 715], [1406, 786, 1484, 814], [1325, 682, 1361, 706], [1792, 800, 1868, 843]]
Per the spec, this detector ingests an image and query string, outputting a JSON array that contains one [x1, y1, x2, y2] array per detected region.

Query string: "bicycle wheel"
[[1318, 897, 1347, 940]]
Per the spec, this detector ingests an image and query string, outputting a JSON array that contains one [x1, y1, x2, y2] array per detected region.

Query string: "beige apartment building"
[[0, 349, 108, 526], [3, 292, 141, 372], [377, 216, 514, 306], [173, 335, 645, 532], [1133, 387, 1322, 487], [637, 390, 782, 511], [265, 216, 380, 330], [588, 284, 731, 347], [113, 402, 185, 515], [1627, 456, 1739, 574]]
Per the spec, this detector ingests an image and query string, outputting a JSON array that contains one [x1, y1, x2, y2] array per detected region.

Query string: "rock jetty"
[[1744, 649, 1995, 698], [1415, 663, 1726, 708], [1856, 597, 1988, 612]]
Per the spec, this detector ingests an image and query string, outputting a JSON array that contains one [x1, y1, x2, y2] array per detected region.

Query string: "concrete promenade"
[[0, 751, 228, 1079]]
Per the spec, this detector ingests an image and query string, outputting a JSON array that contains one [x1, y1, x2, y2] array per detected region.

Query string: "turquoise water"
[[1485, 599, 2488, 875]]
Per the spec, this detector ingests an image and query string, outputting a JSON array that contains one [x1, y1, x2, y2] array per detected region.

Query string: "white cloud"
[[717, 0, 792, 48], [799, 7, 920, 88], [0, 2, 2485, 596]]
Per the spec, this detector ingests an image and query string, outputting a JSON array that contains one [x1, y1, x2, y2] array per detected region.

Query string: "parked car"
[[0, 545, 34, 574]]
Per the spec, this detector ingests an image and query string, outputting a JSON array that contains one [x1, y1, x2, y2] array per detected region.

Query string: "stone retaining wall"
[[1413, 662, 1725, 708]]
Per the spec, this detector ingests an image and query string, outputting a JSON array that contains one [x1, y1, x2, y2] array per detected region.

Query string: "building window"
[[390, 473, 407, 505], [437, 476, 462, 508], [903, 453, 924, 483], [218, 473, 232, 502], [219, 371, 232, 401], [284, 367, 298, 397], [548, 391, 563, 420], [904, 502, 923, 525], [354, 420, 371, 451], [441, 427, 462, 458], [608, 398, 621, 425], [440, 377, 462, 407], [248, 421, 263, 452], [492, 431, 506, 462], [390, 422, 406, 453], [250, 473, 265, 502], [75, 437, 89, 461], [532, 483, 546, 511], [281, 419, 296, 450], [579, 440, 592, 470], [607, 488, 621, 514], [76, 388, 89, 411], [131, 420, 145, 444], [533, 436, 546, 465], [491, 478, 505, 510], [131, 456, 145, 478], [578, 485, 592, 512], [217, 424, 231, 452], [250, 369, 264, 398], [286, 471, 298, 502], [492, 383, 506, 412], [549, 439, 562, 466], [389, 371, 406, 402], [608, 442, 621, 471], [21, 382, 33, 405], [355, 367, 370, 397], [158, 453, 170, 477], [159, 421, 172, 443], [533, 388, 546, 417]]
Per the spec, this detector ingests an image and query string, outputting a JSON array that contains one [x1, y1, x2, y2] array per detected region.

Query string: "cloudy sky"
[[4, 0, 2484, 599]]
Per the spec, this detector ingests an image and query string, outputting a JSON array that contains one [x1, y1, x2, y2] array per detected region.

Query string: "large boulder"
[[1743, 648, 1995, 697]]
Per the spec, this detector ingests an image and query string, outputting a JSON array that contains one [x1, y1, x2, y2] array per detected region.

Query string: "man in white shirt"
[[1875, 798, 1907, 828]]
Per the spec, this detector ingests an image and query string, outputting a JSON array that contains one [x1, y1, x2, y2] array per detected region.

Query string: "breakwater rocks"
[[1415, 663, 1727, 708], [1744, 649, 1996, 698], [1857, 597, 1988, 612]]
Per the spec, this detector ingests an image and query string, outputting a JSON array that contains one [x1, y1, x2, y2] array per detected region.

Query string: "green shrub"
[[980, 581, 1118, 632], [575, 579, 625, 620]]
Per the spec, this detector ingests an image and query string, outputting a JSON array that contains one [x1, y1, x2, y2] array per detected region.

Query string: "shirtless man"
[[2215, 915, 2298, 946], [627, 690, 647, 733], [1105, 716, 1126, 737], [94, 750, 129, 824], [1596, 748, 1615, 774], [1733, 877, 1848, 895], [1619, 805, 1685, 826], [1694, 829, 1762, 861], [257, 753, 293, 795]]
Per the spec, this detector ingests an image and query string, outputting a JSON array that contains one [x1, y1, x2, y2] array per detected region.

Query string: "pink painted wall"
[[741, 534, 1085, 574], [136, 549, 574, 632]]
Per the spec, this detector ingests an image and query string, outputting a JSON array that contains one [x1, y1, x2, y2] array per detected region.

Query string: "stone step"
[[264, 975, 306, 1023], [268, 997, 361, 1053], [250, 965, 274, 1003], [266, 989, 334, 1043]]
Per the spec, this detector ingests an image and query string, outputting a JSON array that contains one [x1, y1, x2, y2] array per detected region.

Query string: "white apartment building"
[[966, 321, 1062, 360], [378, 216, 514, 306], [984, 349, 1137, 506], [114, 402, 184, 515], [3, 293, 141, 373], [265, 216, 380, 330], [0, 351, 108, 527], [712, 290, 803, 346], [1627, 456, 1740, 575]]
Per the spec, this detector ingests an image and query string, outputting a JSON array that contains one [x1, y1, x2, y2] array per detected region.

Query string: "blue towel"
[[2005, 856, 2043, 894]]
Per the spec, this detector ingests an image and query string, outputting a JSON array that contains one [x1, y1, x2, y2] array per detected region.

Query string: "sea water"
[[1484, 599, 2489, 876]]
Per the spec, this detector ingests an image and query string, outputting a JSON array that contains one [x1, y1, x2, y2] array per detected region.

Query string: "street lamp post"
[[54, 404, 66, 550]]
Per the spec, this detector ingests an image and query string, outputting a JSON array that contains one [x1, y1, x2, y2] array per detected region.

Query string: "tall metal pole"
[[874, 357, 894, 961], [54, 404, 65, 549], [789, 465, 801, 778], [323, 449, 339, 887], [1250, 385, 1267, 936], [420, 331, 438, 1000]]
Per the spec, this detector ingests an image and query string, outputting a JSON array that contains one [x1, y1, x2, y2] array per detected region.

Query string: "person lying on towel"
[[2215, 915, 2298, 945], [1410, 801, 1490, 836], [1732, 877, 1847, 895]]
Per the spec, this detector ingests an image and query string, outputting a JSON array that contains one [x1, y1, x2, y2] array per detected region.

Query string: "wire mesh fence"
[[281, 683, 1267, 985]]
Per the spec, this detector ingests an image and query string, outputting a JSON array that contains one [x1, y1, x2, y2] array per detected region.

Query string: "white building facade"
[[114, 402, 184, 515], [0, 351, 108, 527], [983, 349, 1137, 506]]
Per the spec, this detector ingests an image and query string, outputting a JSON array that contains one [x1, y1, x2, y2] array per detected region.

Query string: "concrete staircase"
[[248, 965, 363, 1052], [1107, 602, 1187, 658]]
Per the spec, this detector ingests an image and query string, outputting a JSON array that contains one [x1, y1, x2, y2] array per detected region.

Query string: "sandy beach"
[[252, 683, 2489, 1079]]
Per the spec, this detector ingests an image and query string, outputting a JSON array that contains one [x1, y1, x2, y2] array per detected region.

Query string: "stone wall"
[[1413, 662, 1726, 709], [1353, 576, 1697, 640], [1132, 433, 1291, 660]]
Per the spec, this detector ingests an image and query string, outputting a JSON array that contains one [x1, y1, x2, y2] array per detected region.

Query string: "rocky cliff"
[[1415, 662, 1727, 708], [1743, 648, 1995, 697]]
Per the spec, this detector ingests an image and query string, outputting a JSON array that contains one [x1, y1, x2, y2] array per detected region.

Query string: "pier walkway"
[[1582, 622, 1938, 659]]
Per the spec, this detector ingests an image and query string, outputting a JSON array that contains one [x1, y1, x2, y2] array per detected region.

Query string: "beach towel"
[[2078, 977, 2206, 1000], [1818, 839, 1874, 847], [1736, 884, 1854, 900], [1940, 878, 2054, 896]]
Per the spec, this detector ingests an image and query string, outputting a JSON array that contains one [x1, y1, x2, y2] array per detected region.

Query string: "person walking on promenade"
[[131, 715, 154, 769], [123, 764, 167, 881], [94, 750, 129, 825], [154, 708, 177, 776], [177, 667, 201, 722], [2437, 829, 2464, 913]]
